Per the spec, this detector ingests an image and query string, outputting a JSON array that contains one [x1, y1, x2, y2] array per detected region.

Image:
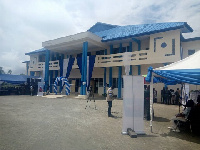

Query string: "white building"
[[24, 22, 200, 101]]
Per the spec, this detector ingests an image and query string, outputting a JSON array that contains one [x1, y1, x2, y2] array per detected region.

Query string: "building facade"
[[24, 22, 200, 101]]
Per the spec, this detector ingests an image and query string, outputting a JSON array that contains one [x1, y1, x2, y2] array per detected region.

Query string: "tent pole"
[[150, 74, 154, 133]]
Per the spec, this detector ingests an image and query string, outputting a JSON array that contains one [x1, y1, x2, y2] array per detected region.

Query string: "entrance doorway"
[[90, 78, 98, 93]]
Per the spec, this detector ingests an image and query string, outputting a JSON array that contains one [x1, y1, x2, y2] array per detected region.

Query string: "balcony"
[[73, 49, 179, 68], [29, 49, 180, 71], [29, 60, 59, 71]]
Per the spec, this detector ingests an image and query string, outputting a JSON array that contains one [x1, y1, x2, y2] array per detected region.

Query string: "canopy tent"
[[145, 50, 200, 132], [146, 50, 200, 85], [0, 74, 40, 84]]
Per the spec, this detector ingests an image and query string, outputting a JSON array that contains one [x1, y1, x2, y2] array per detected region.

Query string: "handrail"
[[29, 49, 180, 71], [95, 50, 149, 67], [29, 60, 60, 71]]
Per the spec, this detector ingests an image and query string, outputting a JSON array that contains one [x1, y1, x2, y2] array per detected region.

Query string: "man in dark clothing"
[[189, 95, 200, 135], [161, 87, 166, 104], [144, 86, 150, 120], [107, 86, 114, 117], [164, 87, 169, 104], [175, 88, 180, 105]]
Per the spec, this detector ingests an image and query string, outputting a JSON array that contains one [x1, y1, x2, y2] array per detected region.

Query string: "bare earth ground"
[[0, 95, 200, 150]]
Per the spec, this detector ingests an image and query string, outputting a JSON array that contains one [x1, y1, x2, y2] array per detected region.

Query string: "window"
[[113, 48, 119, 54], [188, 50, 195, 55], [122, 47, 126, 53], [112, 78, 118, 88]]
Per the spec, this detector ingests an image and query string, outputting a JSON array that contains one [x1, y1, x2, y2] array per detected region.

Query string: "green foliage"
[[7, 70, 12, 74], [0, 67, 5, 74]]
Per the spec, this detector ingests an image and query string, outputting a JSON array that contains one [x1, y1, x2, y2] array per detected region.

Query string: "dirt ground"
[[0, 95, 200, 150]]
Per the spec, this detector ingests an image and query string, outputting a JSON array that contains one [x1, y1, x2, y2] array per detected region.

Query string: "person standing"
[[175, 88, 180, 105], [144, 85, 150, 120], [107, 86, 114, 117], [161, 87, 165, 104], [30, 85, 34, 96]]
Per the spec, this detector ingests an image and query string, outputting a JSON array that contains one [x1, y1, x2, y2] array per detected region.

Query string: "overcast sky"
[[0, 0, 200, 74]]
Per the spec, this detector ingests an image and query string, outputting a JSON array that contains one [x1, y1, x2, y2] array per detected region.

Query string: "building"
[[24, 22, 200, 101]]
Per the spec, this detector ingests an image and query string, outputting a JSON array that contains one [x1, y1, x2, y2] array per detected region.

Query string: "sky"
[[0, 0, 200, 74]]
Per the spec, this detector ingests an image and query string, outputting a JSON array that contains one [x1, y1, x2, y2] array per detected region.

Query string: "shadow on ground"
[[153, 116, 170, 122], [137, 134, 159, 138], [160, 130, 200, 144]]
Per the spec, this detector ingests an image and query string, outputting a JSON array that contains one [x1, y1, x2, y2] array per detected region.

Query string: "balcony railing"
[[95, 50, 149, 67], [29, 49, 180, 71], [29, 60, 59, 71]]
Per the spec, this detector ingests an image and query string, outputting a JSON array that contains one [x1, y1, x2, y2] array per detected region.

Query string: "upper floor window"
[[188, 50, 195, 56]]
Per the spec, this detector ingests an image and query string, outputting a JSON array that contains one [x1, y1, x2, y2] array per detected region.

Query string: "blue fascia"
[[183, 22, 193, 32], [25, 48, 47, 55], [182, 37, 200, 42]]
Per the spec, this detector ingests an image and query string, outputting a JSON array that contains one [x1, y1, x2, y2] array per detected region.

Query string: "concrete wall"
[[149, 29, 181, 63], [182, 40, 200, 59]]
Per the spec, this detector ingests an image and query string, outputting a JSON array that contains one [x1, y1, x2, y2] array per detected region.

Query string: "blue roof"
[[87, 22, 118, 33], [0, 74, 40, 84], [25, 48, 47, 55], [91, 22, 193, 42]]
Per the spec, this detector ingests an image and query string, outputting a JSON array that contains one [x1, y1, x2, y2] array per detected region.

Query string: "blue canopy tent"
[[145, 50, 200, 132], [0, 74, 40, 84], [146, 50, 200, 84]]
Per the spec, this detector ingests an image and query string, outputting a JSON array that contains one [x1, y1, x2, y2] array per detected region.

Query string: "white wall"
[[182, 40, 200, 59]]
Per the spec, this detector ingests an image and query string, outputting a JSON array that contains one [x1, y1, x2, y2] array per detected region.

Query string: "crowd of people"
[[161, 87, 181, 105], [169, 95, 200, 134], [0, 83, 38, 96]]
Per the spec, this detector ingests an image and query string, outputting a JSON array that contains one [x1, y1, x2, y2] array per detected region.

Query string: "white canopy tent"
[[146, 50, 200, 132]]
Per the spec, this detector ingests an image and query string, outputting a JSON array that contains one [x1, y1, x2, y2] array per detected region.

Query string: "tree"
[[0, 67, 5, 74], [7, 70, 12, 74]]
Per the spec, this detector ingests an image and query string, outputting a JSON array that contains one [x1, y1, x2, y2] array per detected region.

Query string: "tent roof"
[[0, 74, 40, 84], [146, 50, 200, 85], [155, 50, 200, 70]]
